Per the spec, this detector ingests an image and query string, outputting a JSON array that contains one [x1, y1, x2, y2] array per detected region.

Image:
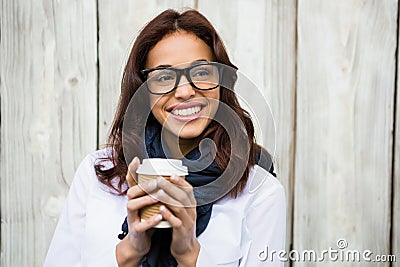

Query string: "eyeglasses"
[[140, 62, 221, 95]]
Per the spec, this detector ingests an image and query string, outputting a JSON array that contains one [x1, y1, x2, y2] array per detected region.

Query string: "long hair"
[[95, 9, 264, 198]]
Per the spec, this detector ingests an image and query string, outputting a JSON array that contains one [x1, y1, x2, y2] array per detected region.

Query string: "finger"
[[126, 195, 160, 230], [127, 195, 159, 213], [164, 199, 197, 221], [127, 179, 158, 199], [154, 188, 182, 207], [126, 157, 140, 187], [169, 175, 192, 192], [126, 209, 140, 225], [159, 205, 183, 229], [157, 176, 196, 207], [132, 214, 163, 233], [156, 177, 194, 207], [170, 175, 196, 203], [126, 195, 157, 225], [156, 188, 195, 223], [162, 175, 196, 207], [170, 175, 193, 190]]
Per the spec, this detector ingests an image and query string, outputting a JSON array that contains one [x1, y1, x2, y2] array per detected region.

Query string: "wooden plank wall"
[[394, 2, 400, 263], [0, 0, 98, 266], [295, 0, 397, 266], [197, 0, 296, 255], [98, 0, 196, 144], [1, 0, 399, 266]]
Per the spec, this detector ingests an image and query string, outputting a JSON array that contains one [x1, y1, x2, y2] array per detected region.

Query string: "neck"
[[162, 130, 201, 159]]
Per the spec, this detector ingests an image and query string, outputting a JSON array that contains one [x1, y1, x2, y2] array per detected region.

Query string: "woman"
[[44, 9, 285, 267]]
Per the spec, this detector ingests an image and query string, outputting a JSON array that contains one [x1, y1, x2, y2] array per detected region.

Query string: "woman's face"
[[145, 31, 220, 139]]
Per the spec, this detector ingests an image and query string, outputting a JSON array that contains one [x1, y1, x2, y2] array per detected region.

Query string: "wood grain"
[[393, 4, 400, 263], [0, 0, 98, 265], [294, 0, 397, 266], [2, 1, 399, 266], [198, 0, 297, 256], [98, 0, 196, 145]]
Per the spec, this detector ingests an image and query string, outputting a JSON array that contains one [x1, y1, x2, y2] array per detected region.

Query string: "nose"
[[174, 74, 195, 99]]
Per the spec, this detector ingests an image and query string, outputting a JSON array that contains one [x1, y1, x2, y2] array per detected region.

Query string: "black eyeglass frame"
[[140, 61, 222, 95]]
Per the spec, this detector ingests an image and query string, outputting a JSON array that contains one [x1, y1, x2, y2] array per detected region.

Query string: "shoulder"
[[213, 164, 285, 212], [71, 147, 114, 187], [76, 147, 113, 168], [197, 164, 286, 265], [87, 147, 114, 164], [243, 164, 285, 209]]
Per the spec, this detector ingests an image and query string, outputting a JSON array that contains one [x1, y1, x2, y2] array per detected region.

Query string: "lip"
[[167, 104, 205, 122], [166, 101, 205, 112]]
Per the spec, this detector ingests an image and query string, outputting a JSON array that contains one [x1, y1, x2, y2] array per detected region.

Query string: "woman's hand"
[[155, 175, 200, 266], [116, 157, 162, 266]]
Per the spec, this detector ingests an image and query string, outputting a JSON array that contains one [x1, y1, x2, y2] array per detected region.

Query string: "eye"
[[156, 74, 174, 82], [192, 68, 211, 77], [190, 67, 212, 79], [149, 70, 176, 84]]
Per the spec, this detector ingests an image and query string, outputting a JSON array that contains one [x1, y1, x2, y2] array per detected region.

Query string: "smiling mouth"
[[170, 105, 204, 116]]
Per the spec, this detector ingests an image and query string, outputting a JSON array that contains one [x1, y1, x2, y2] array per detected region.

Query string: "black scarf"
[[118, 122, 221, 267], [118, 122, 275, 267]]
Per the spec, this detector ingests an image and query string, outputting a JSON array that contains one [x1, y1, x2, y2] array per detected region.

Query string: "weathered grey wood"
[[2, 1, 399, 266], [0, 0, 97, 266], [393, 6, 400, 263], [294, 0, 397, 266], [198, 0, 297, 256], [262, 1, 296, 256], [98, 0, 196, 145], [393, 99, 400, 262]]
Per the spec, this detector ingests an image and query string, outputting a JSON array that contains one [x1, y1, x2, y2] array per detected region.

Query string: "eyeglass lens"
[[146, 64, 219, 94]]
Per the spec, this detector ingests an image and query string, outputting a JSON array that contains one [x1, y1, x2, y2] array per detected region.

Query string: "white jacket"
[[44, 149, 286, 266]]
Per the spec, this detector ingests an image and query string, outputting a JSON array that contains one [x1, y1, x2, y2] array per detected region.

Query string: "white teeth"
[[171, 106, 202, 116]]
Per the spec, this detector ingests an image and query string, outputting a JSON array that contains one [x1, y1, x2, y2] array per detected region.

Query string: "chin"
[[164, 118, 210, 140], [178, 130, 204, 139]]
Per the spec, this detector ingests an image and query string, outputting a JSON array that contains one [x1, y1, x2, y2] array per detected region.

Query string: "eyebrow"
[[153, 59, 209, 69]]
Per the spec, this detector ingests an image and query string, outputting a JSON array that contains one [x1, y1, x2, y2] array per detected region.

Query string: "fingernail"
[[155, 214, 162, 221], [171, 175, 179, 182], [160, 205, 166, 212], [132, 157, 139, 164]]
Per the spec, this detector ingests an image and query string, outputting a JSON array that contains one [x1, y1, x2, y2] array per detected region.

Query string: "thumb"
[[126, 157, 140, 187]]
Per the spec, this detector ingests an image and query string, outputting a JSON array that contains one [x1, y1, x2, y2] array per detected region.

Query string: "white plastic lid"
[[136, 158, 188, 176]]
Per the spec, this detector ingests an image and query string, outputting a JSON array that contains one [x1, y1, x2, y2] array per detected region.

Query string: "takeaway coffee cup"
[[136, 158, 188, 228]]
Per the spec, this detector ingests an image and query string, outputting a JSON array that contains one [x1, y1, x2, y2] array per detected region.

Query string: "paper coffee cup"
[[136, 158, 188, 228]]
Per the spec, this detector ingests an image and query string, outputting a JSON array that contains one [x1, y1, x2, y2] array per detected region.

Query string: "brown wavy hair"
[[95, 9, 266, 198]]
